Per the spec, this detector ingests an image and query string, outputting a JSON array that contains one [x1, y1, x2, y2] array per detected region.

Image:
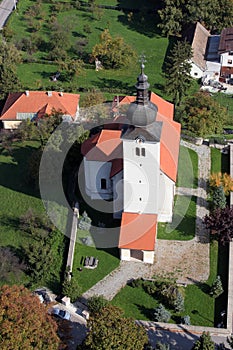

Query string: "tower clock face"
[[135, 136, 145, 143]]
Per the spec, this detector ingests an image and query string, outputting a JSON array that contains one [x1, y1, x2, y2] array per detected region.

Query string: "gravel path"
[[81, 140, 211, 300]]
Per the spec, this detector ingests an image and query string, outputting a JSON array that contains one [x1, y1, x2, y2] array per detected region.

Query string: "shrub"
[[210, 275, 224, 298], [156, 342, 170, 350], [212, 185, 226, 210], [173, 291, 185, 312], [62, 277, 81, 302], [88, 295, 109, 314], [78, 211, 92, 231], [180, 315, 191, 325], [154, 304, 171, 323]]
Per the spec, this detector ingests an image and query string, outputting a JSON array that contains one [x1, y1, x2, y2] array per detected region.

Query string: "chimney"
[[47, 91, 52, 97], [59, 92, 63, 97], [25, 91, 29, 96]]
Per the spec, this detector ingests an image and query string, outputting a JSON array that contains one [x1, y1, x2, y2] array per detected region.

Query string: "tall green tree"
[[180, 92, 227, 137], [0, 38, 22, 99], [191, 331, 215, 350], [165, 40, 193, 106], [79, 305, 148, 350], [0, 285, 61, 350], [158, 0, 185, 37], [92, 29, 136, 69], [212, 185, 226, 210]]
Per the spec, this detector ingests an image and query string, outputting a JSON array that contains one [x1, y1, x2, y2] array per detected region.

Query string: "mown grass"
[[111, 241, 222, 327], [157, 196, 196, 241], [177, 146, 198, 188], [71, 244, 120, 293], [211, 148, 229, 174]]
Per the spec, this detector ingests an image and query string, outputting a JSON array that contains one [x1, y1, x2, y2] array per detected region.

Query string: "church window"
[[139, 197, 142, 201], [101, 178, 107, 189], [136, 147, 140, 156], [141, 148, 145, 156]]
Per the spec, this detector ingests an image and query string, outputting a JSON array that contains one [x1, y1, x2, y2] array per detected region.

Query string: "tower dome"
[[127, 63, 158, 126]]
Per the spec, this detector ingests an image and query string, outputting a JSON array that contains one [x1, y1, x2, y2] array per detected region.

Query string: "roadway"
[[0, 0, 16, 29]]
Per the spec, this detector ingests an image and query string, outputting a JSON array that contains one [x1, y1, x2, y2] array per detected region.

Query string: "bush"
[[173, 291, 185, 312], [212, 185, 226, 210], [88, 295, 109, 314], [154, 304, 171, 323], [210, 275, 224, 298], [180, 315, 191, 325], [156, 342, 170, 350], [62, 277, 81, 302], [78, 211, 92, 231]]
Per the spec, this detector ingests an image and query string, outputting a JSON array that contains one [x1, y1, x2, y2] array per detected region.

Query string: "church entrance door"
[[130, 249, 143, 261]]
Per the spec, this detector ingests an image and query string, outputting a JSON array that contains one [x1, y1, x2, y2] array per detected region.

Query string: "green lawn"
[[211, 148, 229, 174], [111, 241, 225, 327], [177, 146, 198, 188], [72, 244, 120, 293], [0, 141, 66, 291], [8, 0, 170, 98], [158, 196, 196, 241]]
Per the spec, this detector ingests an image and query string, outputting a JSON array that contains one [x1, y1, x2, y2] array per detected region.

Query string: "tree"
[[210, 173, 233, 196], [0, 285, 61, 349], [158, 0, 185, 37], [165, 40, 193, 106], [180, 92, 227, 137], [0, 247, 25, 284], [210, 275, 224, 298], [191, 331, 215, 350], [212, 185, 226, 210], [204, 206, 233, 245], [154, 304, 171, 322], [57, 58, 84, 79], [62, 276, 81, 303], [180, 315, 191, 325], [92, 29, 136, 69], [80, 305, 148, 349], [87, 295, 108, 314], [0, 38, 22, 99]]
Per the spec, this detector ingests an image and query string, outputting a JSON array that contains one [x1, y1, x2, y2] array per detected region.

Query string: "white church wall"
[[112, 170, 123, 219], [3, 120, 22, 129], [83, 158, 113, 200], [221, 52, 233, 68], [120, 248, 131, 261], [158, 172, 175, 222], [123, 140, 160, 214], [143, 250, 154, 264]]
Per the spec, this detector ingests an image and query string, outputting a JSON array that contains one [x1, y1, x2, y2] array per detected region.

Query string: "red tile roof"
[[0, 91, 80, 121], [118, 212, 157, 250], [81, 130, 123, 171]]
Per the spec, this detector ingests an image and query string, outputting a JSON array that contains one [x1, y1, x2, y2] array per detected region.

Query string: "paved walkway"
[[81, 140, 211, 300]]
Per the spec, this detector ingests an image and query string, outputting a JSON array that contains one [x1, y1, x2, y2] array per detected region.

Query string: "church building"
[[81, 65, 181, 264]]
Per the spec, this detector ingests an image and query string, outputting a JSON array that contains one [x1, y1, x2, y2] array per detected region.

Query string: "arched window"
[[141, 148, 145, 157], [101, 178, 107, 189], [136, 147, 140, 156]]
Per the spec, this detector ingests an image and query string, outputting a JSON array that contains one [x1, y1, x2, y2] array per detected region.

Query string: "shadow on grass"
[[91, 77, 133, 94], [214, 243, 229, 327], [117, 1, 163, 38], [221, 153, 230, 173], [135, 304, 154, 319], [0, 143, 41, 198]]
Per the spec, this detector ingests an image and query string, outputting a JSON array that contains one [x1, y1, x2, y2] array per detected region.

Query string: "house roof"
[[218, 27, 233, 53], [81, 129, 123, 169], [0, 91, 80, 121], [118, 212, 157, 250], [183, 22, 210, 70]]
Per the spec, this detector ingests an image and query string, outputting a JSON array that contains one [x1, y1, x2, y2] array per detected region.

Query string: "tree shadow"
[[91, 78, 133, 94], [214, 243, 229, 327], [0, 143, 41, 198], [116, 1, 163, 38], [135, 304, 154, 319], [221, 153, 230, 173]]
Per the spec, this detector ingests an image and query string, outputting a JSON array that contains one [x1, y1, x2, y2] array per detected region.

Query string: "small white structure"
[[81, 66, 181, 263]]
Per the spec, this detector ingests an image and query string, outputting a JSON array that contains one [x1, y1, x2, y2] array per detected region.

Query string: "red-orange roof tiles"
[[119, 212, 157, 250], [0, 91, 80, 121]]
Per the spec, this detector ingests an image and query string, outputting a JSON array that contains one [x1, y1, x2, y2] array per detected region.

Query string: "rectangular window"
[[141, 148, 145, 157], [136, 147, 140, 156], [101, 178, 107, 189]]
